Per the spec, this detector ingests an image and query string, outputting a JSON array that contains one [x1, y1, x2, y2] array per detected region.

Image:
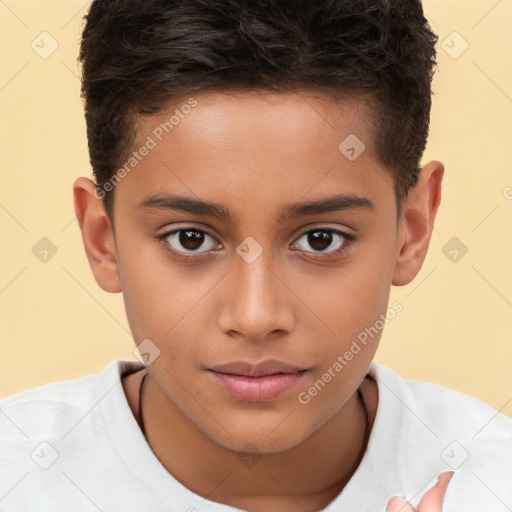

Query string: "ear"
[[392, 160, 444, 286], [73, 177, 121, 293]]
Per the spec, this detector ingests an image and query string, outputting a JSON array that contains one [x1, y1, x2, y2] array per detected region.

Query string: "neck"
[[133, 371, 376, 511]]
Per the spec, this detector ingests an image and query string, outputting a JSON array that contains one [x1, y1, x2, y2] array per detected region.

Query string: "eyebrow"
[[137, 192, 375, 220]]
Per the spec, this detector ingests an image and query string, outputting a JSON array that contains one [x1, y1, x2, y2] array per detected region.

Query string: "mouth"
[[206, 360, 308, 402]]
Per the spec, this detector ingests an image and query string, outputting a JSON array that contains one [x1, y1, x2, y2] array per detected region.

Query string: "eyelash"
[[156, 226, 356, 262]]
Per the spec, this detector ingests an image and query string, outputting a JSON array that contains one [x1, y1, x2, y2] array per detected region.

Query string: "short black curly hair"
[[79, 0, 438, 220]]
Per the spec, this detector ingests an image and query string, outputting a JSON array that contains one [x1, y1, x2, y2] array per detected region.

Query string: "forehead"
[[116, 89, 393, 218], [134, 89, 376, 157]]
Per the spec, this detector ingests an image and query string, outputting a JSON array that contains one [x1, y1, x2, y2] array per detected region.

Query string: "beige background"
[[0, 0, 511, 417]]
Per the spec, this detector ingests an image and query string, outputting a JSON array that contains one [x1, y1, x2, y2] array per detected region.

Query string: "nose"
[[218, 249, 296, 343]]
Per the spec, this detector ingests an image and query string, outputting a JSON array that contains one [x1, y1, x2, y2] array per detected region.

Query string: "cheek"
[[115, 231, 192, 340], [116, 233, 229, 361], [293, 261, 392, 345], [334, 235, 396, 330], [288, 235, 395, 380], [293, 270, 388, 421]]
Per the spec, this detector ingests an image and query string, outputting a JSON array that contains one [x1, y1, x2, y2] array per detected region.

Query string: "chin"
[[206, 419, 311, 455]]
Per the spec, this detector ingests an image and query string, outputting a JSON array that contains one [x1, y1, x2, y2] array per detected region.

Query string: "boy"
[[1, 0, 511, 511]]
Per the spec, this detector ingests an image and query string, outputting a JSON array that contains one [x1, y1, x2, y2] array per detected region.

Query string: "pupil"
[[309, 230, 332, 251], [180, 230, 204, 250]]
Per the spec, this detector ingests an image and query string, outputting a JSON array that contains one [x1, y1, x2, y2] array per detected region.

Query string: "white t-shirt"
[[1, 359, 511, 511]]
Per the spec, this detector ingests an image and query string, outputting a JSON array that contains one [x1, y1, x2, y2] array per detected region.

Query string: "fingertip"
[[437, 470, 455, 489], [386, 496, 412, 512], [418, 470, 456, 509]]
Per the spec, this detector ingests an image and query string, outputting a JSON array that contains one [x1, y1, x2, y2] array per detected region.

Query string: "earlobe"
[[392, 160, 444, 286], [73, 177, 121, 293]]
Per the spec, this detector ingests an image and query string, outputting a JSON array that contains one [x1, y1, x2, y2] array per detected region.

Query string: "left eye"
[[162, 228, 219, 254], [293, 228, 352, 254]]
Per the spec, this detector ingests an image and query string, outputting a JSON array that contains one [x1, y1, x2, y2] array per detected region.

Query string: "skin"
[[73, 90, 445, 511], [386, 472, 454, 511]]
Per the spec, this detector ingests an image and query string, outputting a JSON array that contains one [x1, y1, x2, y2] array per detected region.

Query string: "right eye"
[[158, 227, 221, 256]]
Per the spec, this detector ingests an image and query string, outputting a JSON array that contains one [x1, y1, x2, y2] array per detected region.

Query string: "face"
[[110, 90, 401, 453]]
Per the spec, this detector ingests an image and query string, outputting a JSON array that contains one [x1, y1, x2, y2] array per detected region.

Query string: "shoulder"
[[370, 361, 512, 439], [361, 363, 512, 509], [368, 362, 512, 470], [367, 362, 512, 509], [0, 359, 149, 507], [0, 359, 142, 439]]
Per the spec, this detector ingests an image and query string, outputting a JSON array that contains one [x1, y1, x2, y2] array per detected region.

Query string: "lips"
[[209, 359, 306, 377], [207, 359, 308, 401]]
